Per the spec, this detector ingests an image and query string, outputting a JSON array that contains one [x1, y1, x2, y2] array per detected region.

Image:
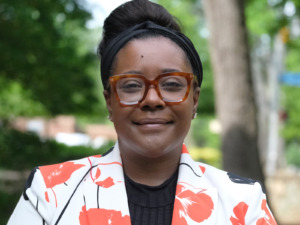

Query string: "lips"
[[133, 118, 173, 125]]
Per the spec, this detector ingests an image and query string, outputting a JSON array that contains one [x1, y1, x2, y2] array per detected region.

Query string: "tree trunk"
[[203, 0, 265, 183]]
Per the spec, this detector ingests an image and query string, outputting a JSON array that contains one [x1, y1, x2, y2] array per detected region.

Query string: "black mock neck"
[[124, 169, 178, 225]]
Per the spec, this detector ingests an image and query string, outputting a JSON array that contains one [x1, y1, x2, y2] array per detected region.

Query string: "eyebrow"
[[161, 68, 181, 73], [121, 70, 142, 75], [119, 68, 181, 75]]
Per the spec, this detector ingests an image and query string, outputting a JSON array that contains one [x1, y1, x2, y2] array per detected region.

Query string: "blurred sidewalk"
[[10, 115, 117, 148], [266, 167, 300, 225]]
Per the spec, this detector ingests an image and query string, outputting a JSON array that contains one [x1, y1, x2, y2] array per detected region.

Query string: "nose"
[[139, 86, 166, 110]]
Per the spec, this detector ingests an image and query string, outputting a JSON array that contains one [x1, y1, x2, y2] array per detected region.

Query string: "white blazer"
[[8, 143, 277, 225]]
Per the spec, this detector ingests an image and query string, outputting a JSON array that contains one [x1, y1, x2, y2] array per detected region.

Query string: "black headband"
[[101, 21, 203, 88]]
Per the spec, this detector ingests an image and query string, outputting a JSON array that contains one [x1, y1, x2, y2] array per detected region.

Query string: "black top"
[[124, 170, 178, 225]]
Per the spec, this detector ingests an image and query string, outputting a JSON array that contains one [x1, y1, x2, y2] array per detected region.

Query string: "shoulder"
[[195, 162, 277, 224], [197, 161, 264, 192], [197, 162, 266, 205], [22, 154, 104, 222], [25, 155, 101, 192]]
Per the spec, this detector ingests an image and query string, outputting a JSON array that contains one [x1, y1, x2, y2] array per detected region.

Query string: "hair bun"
[[99, 0, 180, 57]]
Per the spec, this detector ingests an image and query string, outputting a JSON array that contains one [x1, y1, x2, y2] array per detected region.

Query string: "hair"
[[98, 0, 181, 58]]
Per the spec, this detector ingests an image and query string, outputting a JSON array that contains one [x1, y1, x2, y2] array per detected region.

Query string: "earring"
[[193, 112, 197, 119], [107, 115, 112, 121]]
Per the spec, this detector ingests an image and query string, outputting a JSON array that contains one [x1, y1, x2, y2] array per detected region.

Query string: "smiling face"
[[104, 37, 200, 161]]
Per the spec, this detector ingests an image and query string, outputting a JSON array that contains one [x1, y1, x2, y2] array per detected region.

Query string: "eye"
[[160, 77, 186, 92], [117, 78, 144, 93], [163, 81, 182, 87]]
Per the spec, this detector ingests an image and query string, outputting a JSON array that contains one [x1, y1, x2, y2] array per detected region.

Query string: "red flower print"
[[172, 202, 188, 225], [88, 161, 121, 182], [182, 145, 189, 154], [199, 165, 206, 174], [98, 162, 123, 167], [95, 168, 101, 180], [45, 191, 50, 203], [39, 162, 85, 207], [230, 202, 249, 225], [172, 184, 214, 225], [79, 206, 130, 225], [256, 199, 277, 225], [39, 162, 85, 189], [96, 177, 115, 188]]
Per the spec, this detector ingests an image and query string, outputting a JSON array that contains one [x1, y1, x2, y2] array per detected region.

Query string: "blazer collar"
[[82, 143, 218, 225], [172, 144, 218, 224]]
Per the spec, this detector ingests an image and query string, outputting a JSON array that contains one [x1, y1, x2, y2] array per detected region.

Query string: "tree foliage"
[[282, 38, 300, 144], [245, 0, 300, 169], [246, 0, 300, 145], [0, 0, 103, 118]]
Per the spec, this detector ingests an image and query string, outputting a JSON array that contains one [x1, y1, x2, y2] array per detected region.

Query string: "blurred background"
[[0, 0, 299, 224]]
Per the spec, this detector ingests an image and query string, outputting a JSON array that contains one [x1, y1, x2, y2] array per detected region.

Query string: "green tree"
[[204, 0, 264, 182], [246, 0, 300, 168], [0, 0, 104, 118]]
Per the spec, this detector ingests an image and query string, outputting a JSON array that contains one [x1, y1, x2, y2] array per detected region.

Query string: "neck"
[[119, 145, 182, 186]]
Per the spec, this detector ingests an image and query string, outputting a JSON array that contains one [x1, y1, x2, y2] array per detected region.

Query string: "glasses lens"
[[159, 75, 188, 102], [116, 77, 145, 105]]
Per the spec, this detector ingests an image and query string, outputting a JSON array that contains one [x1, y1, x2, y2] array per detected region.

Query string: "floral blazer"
[[8, 143, 277, 225]]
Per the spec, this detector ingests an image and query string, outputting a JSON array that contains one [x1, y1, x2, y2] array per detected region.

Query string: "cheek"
[[110, 94, 121, 113], [110, 101, 133, 122], [109, 96, 121, 122], [172, 101, 193, 123]]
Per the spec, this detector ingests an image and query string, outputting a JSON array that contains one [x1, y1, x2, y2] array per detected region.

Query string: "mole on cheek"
[[141, 55, 144, 58]]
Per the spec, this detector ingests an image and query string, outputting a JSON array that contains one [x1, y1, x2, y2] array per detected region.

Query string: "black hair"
[[98, 0, 181, 58]]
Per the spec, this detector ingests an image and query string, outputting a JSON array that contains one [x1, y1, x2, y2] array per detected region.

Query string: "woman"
[[8, 0, 277, 224]]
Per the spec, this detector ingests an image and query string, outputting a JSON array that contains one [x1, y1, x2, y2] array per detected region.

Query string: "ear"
[[192, 87, 200, 116], [103, 90, 113, 120]]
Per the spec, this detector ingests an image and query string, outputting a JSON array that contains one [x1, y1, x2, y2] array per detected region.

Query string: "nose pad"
[[139, 86, 166, 109]]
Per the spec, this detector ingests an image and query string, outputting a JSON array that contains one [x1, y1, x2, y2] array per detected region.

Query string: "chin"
[[137, 139, 180, 158]]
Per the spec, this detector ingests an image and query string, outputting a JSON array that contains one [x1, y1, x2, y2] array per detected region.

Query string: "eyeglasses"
[[109, 72, 196, 107]]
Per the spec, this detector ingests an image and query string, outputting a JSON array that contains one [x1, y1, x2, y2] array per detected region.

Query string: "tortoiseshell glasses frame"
[[108, 72, 196, 107]]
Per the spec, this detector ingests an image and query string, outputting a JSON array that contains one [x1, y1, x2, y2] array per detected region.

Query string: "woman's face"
[[104, 37, 200, 160]]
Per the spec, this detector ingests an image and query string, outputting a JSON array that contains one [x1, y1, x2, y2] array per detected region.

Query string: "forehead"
[[111, 36, 192, 76]]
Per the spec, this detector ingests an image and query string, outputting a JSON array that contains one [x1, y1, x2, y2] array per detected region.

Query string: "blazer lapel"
[[172, 144, 218, 225], [82, 143, 131, 225]]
